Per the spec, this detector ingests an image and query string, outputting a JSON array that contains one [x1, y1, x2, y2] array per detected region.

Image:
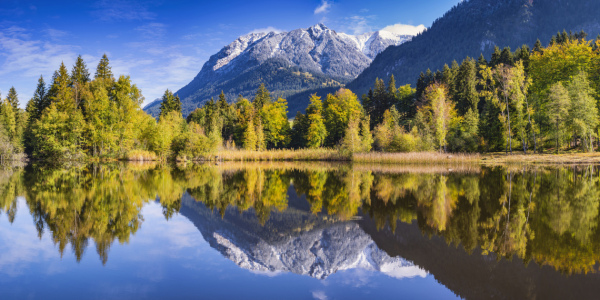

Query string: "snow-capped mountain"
[[145, 24, 415, 117], [209, 23, 411, 77], [179, 193, 427, 280]]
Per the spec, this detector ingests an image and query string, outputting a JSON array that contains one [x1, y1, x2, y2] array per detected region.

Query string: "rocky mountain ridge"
[[144, 24, 415, 117]]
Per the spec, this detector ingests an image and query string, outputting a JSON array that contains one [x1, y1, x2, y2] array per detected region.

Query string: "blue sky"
[[0, 0, 461, 107]]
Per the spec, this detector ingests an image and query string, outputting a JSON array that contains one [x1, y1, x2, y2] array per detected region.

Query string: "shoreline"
[[13, 150, 600, 165]]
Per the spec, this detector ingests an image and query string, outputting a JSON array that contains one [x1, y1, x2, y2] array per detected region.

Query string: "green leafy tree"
[[567, 71, 598, 151], [305, 95, 327, 148], [546, 82, 570, 152], [324, 89, 364, 146], [260, 97, 290, 148], [243, 119, 257, 150]]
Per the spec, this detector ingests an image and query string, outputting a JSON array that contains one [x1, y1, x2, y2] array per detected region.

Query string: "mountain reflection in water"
[[1, 162, 600, 299]]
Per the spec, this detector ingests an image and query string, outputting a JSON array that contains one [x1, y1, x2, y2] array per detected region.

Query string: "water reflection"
[[1, 163, 600, 280]]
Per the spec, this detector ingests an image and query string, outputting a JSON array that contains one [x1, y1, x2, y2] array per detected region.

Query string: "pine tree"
[[533, 39, 543, 53], [490, 46, 502, 67], [48, 62, 74, 112], [158, 89, 182, 118], [71, 55, 90, 85], [95, 54, 113, 80], [454, 57, 479, 115], [499, 47, 513, 66], [6, 87, 19, 111], [32, 75, 48, 117], [387, 75, 397, 95], [253, 84, 271, 109]]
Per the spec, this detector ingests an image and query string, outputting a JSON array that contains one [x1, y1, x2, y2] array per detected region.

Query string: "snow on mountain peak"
[[209, 23, 415, 75]]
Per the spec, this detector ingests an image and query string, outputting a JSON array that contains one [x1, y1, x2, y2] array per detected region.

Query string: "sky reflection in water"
[[2, 163, 600, 299]]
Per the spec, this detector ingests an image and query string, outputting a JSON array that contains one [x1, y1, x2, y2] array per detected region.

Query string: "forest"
[[1, 31, 600, 162]]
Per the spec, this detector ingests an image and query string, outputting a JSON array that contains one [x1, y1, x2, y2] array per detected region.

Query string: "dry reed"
[[352, 152, 481, 164], [126, 150, 158, 161], [211, 148, 347, 161]]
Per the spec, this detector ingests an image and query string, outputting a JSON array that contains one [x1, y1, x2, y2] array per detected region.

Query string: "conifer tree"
[[533, 39, 543, 53], [454, 57, 479, 114], [32, 75, 48, 117], [253, 84, 271, 109], [72, 55, 90, 85], [48, 62, 74, 112], [490, 46, 502, 67], [5, 87, 19, 111], [95, 54, 113, 80], [158, 89, 182, 118]]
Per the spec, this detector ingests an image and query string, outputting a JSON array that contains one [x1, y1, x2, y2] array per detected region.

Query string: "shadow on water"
[[1, 162, 600, 298]]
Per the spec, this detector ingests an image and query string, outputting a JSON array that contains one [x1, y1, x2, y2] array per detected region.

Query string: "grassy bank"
[[122, 148, 600, 165], [353, 152, 481, 164], [480, 153, 600, 164], [206, 148, 348, 161]]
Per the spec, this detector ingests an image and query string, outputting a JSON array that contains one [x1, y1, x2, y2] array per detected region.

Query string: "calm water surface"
[[1, 162, 600, 299]]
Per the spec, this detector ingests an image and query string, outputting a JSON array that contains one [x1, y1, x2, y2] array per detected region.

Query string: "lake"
[[1, 162, 600, 299]]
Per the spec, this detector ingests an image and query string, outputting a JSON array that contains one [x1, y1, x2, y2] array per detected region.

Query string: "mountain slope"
[[348, 0, 600, 94], [144, 24, 414, 117]]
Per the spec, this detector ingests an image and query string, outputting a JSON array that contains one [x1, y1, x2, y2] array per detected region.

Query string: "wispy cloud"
[[93, 0, 156, 21], [314, 0, 331, 15], [135, 22, 167, 40], [0, 26, 78, 78], [346, 15, 375, 35], [312, 290, 328, 300], [381, 23, 427, 36], [43, 28, 69, 41]]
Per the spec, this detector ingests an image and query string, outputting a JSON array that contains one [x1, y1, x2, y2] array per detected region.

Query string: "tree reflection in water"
[[0, 163, 599, 274]]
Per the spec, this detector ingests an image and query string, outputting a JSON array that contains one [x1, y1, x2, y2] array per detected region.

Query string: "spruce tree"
[[48, 62, 74, 111], [533, 39, 542, 53], [71, 55, 90, 85], [253, 84, 271, 109], [490, 46, 502, 67], [499, 47, 513, 66], [31, 76, 47, 120], [454, 57, 478, 114], [158, 89, 182, 118], [387, 75, 397, 95], [95, 54, 113, 80], [6, 87, 19, 111]]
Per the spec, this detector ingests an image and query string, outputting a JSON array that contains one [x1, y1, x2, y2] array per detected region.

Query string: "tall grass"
[[480, 152, 600, 164], [353, 152, 481, 164], [211, 148, 348, 161], [126, 150, 158, 161]]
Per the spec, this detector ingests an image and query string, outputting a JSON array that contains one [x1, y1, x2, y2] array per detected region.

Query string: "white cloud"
[[248, 27, 283, 35], [314, 0, 331, 15], [380, 23, 427, 36], [312, 290, 328, 300], [0, 27, 78, 78], [43, 28, 69, 41], [135, 22, 167, 40], [347, 15, 372, 35]]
